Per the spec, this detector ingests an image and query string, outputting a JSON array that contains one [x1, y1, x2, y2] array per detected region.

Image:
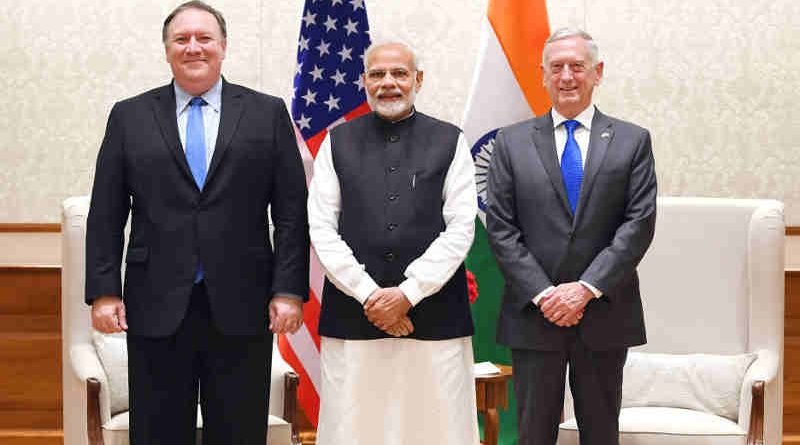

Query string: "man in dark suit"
[[85, 2, 309, 443], [486, 27, 657, 445]]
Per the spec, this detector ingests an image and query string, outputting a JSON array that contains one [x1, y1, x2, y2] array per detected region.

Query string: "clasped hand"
[[539, 282, 593, 327], [364, 287, 414, 337]]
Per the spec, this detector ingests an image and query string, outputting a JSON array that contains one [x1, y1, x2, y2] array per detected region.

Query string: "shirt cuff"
[[398, 278, 424, 307], [579, 280, 603, 298], [531, 285, 555, 306], [354, 279, 380, 306], [273, 292, 304, 301]]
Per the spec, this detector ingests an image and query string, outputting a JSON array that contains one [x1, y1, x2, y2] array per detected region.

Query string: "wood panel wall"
[[784, 270, 800, 442], [0, 266, 63, 445]]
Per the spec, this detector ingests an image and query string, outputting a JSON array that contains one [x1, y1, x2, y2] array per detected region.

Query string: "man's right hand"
[[384, 316, 415, 337], [91, 296, 128, 333]]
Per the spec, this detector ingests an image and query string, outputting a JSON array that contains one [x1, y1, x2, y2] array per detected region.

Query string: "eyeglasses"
[[365, 68, 414, 82]]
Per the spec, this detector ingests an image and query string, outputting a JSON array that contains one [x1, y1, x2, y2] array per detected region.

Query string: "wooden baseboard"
[[0, 224, 60, 233], [785, 435, 800, 444], [0, 430, 62, 445]]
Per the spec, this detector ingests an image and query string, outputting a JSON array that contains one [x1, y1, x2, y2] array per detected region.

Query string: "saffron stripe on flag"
[[487, 0, 551, 115]]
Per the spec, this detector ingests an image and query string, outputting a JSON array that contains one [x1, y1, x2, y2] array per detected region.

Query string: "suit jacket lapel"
[[574, 109, 614, 222], [206, 79, 244, 186], [151, 84, 196, 185], [532, 113, 572, 217]]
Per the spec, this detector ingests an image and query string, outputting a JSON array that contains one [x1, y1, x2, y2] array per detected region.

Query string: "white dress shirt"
[[531, 105, 603, 305], [175, 77, 222, 169], [308, 131, 478, 306]]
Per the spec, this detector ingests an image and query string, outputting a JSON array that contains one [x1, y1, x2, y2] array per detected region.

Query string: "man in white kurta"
[[308, 41, 480, 445]]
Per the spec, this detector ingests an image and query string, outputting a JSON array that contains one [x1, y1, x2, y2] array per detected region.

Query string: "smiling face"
[[363, 43, 423, 121], [541, 36, 603, 119], [164, 7, 226, 96]]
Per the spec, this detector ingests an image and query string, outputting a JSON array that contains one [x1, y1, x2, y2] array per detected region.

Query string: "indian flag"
[[462, 0, 551, 442]]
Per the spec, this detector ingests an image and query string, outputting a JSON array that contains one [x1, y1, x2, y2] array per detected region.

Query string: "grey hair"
[[364, 39, 421, 71], [162, 1, 227, 44], [542, 27, 600, 66]]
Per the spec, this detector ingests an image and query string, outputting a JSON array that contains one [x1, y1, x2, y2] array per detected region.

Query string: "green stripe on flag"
[[468, 218, 518, 444]]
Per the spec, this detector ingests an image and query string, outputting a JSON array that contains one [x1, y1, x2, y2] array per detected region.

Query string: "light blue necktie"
[[561, 119, 583, 214], [186, 97, 208, 190], [186, 97, 207, 282]]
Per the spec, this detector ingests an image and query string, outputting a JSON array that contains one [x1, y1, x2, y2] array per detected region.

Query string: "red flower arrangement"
[[466, 269, 479, 304]]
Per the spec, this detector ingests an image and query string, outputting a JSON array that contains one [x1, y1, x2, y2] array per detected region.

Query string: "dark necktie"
[[186, 97, 206, 282], [561, 119, 583, 213]]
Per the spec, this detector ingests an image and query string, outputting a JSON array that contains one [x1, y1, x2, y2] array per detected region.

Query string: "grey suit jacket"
[[486, 108, 657, 351]]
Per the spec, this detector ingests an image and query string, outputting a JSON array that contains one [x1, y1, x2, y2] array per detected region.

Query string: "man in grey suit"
[[486, 27, 657, 445]]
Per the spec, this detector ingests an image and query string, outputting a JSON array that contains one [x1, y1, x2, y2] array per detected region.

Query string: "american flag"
[[278, 0, 372, 427]]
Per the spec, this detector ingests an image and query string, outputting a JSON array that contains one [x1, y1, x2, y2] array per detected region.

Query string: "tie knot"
[[189, 97, 207, 107], [564, 119, 580, 134]]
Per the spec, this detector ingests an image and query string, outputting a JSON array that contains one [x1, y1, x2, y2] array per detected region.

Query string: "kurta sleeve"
[[398, 133, 477, 306], [308, 134, 380, 305]]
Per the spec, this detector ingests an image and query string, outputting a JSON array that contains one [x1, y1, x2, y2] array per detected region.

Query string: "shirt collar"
[[174, 77, 223, 114], [551, 104, 596, 131]]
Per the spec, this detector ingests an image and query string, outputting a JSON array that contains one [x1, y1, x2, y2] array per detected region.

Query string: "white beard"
[[367, 86, 417, 121]]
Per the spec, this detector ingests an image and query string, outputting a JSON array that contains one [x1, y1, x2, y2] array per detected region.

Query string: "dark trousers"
[[512, 339, 627, 445], [127, 282, 272, 445]]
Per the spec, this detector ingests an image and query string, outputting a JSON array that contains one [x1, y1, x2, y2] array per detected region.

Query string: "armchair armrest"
[[739, 349, 778, 445], [748, 380, 765, 445], [87, 378, 105, 445], [284, 371, 300, 445], [70, 343, 107, 383], [70, 344, 109, 445]]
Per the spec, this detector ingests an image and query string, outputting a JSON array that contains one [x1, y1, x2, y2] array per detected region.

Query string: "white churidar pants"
[[316, 336, 480, 445]]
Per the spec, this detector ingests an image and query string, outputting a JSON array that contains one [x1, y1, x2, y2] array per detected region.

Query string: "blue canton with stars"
[[292, 0, 370, 140]]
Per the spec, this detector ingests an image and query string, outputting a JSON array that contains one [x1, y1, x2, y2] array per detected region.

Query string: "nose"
[[186, 36, 201, 53], [379, 75, 397, 89], [559, 66, 574, 81]]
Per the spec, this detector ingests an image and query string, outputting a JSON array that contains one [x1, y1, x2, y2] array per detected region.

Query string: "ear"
[[220, 39, 227, 60], [593, 61, 604, 85], [540, 64, 546, 86], [414, 70, 424, 92]]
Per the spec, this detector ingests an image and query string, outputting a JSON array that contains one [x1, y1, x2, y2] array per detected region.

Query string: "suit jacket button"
[[387, 194, 398, 201], [388, 135, 399, 143], [387, 223, 397, 231], [384, 252, 395, 262]]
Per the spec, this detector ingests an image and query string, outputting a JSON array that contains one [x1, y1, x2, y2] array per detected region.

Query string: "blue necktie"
[[561, 119, 583, 214], [186, 97, 207, 282], [186, 97, 208, 190]]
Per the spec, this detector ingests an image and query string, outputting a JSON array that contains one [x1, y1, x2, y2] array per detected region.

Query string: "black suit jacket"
[[486, 108, 657, 351], [86, 80, 310, 337]]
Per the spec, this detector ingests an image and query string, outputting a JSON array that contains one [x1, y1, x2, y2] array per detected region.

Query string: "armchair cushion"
[[92, 330, 129, 415], [102, 409, 291, 445], [560, 407, 746, 445], [622, 352, 756, 420]]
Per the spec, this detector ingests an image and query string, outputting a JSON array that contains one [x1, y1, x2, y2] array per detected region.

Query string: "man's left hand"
[[364, 287, 412, 331], [269, 296, 304, 334], [539, 282, 594, 327]]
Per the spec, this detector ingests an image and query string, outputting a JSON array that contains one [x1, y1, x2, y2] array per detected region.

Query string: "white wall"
[[1, 0, 798, 228]]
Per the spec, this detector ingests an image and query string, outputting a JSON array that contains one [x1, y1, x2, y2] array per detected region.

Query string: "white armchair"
[[61, 196, 300, 445], [558, 197, 784, 445]]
